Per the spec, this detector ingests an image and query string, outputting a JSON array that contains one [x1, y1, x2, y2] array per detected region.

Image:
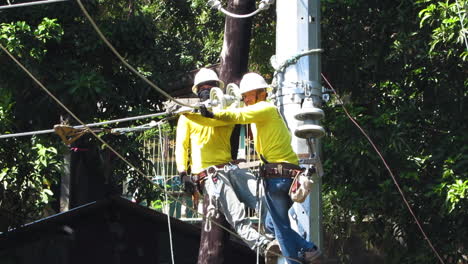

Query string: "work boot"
[[303, 246, 322, 264], [264, 239, 281, 264]]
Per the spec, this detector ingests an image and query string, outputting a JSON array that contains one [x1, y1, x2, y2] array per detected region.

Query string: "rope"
[[255, 181, 263, 264], [158, 123, 175, 264], [75, 0, 197, 110], [204, 199, 217, 232], [207, 0, 273, 19], [321, 73, 446, 264]]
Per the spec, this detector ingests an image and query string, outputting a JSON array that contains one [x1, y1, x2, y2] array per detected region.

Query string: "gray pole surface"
[[274, 0, 323, 256]]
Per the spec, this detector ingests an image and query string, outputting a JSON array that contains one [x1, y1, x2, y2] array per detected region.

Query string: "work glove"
[[199, 104, 214, 118], [180, 171, 196, 195]]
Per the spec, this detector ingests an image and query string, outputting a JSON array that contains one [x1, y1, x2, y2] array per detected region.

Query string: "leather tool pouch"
[[289, 167, 315, 203]]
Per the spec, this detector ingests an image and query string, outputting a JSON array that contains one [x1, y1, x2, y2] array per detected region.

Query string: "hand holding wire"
[[199, 104, 214, 118]]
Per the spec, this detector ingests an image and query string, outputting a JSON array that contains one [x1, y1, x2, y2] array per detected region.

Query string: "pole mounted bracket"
[[302, 80, 322, 97]]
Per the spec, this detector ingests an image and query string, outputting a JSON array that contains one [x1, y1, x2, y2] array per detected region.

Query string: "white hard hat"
[[239, 72, 269, 95], [192, 68, 225, 94]]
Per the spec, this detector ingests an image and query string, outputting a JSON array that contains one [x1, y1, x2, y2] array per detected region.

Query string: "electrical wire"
[[0, 0, 68, 10], [0, 111, 169, 139], [158, 123, 175, 264], [321, 73, 446, 264]]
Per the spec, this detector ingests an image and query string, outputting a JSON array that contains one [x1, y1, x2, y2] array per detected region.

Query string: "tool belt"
[[190, 159, 246, 184], [191, 166, 222, 184], [260, 163, 303, 179]]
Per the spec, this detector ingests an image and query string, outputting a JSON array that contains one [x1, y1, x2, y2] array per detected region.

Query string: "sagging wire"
[[75, 0, 198, 110], [207, 0, 274, 19], [321, 73, 446, 264], [0, 43, 295, 264], [158, 123, 175, 264]]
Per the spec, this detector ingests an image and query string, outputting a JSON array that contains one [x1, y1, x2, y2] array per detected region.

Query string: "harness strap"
[[204, 197, 219, 232], [203, 166, 223, 232]]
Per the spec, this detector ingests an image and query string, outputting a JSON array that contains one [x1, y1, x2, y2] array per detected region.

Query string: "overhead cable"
[[207, 0, 274, 18], [0, 111, 169, 139], [0, 0, 68, 10], [321, 73, 445, 264]]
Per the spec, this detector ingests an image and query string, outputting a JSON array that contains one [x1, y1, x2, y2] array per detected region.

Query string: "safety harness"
[[201, 160, 246, 231]]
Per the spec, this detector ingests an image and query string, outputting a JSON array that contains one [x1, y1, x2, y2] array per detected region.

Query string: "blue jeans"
[[264, 178, 315, 264]]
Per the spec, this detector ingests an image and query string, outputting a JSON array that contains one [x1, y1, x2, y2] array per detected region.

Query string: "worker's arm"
[[214, 102, 272, 124], [184, 112, 231, 127], [175, 115, 190, 172]]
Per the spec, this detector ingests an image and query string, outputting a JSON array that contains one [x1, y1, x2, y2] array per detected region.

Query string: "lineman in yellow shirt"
[[185, 72, 322, 264], [175, 68, 275, 263]]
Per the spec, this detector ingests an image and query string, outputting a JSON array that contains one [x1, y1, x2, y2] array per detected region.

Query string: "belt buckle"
[[208, 166, 217, 174], [191, 175, 197, 183], [278, 164, 283, 175]]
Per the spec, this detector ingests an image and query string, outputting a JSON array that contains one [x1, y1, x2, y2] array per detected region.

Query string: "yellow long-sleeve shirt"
[[175, 114, 234, 174], [185, 101, 298, 165]]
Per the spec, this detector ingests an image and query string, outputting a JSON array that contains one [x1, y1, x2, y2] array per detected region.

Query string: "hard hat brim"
[[240, 85, 272, 95]]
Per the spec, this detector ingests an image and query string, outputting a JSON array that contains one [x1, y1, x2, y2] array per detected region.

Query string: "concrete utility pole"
[[273, 0, 324, 255]]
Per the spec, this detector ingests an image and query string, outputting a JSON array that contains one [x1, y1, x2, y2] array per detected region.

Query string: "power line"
[[0, 0, 68, 10], [321, 73, 445, 264], [0, 111, 169, 139]]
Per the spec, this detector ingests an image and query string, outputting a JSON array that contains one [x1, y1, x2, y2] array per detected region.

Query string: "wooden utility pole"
[[218, 0, 255, 84], [197, 1, 256, 263]]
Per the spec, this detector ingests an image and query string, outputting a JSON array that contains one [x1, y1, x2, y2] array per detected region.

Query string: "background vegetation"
[[0, 0, 466, 263]]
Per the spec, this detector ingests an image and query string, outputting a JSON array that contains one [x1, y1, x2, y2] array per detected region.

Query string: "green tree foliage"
[[418, 0, 468, 59], [321, 0, 467, 263], [0, 121, 62, 232]]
